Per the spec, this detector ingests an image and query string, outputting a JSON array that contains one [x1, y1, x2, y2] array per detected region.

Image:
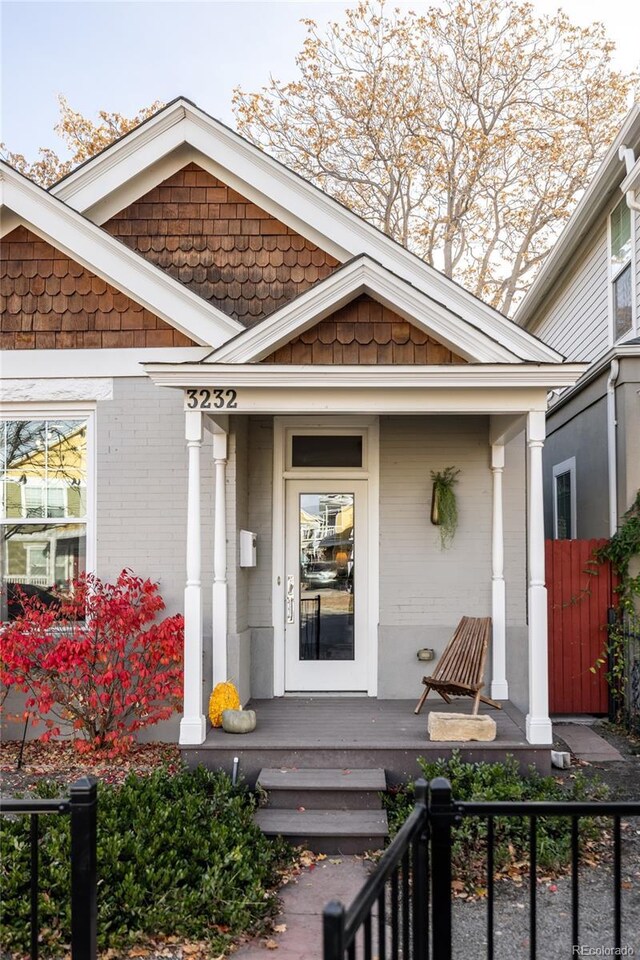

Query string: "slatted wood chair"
[[414, 616, 502, 715]]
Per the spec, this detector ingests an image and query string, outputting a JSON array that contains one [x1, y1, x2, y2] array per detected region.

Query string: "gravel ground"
[[449, 720, 640, 959]]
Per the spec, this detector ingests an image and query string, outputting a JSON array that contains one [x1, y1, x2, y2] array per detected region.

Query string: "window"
[[552, 457, 576, 540], [610, 200, 633, 342], [291, 435, 363, 468], [1, 417, 92, 620]]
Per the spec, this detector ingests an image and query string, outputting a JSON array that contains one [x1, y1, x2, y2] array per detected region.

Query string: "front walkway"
[[234, 856, 371, 960]]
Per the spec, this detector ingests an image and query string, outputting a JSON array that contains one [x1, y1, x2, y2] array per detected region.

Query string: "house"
[[1, 98, 586, 770], [515, 104, 640, 542]]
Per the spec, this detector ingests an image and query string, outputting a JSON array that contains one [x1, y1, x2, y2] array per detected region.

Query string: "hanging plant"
[[430, 466, 461, 549]]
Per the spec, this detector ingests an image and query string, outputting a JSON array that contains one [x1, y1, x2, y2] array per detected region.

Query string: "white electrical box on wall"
[[239, 530, 257, 567]]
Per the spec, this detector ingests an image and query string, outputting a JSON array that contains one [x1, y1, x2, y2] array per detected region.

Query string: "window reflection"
[[299, 493, 354, 661], [2, 420, 87, 520]]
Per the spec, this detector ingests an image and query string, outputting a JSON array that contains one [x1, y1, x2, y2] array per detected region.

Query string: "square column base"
[[526, 714, 553, 745], [490, 680, 509, 700], [179, 715, 207, 745]]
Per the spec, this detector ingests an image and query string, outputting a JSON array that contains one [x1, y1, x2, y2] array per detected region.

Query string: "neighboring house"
[[0, 98, 585, 749], [515, 104, 640, 542]]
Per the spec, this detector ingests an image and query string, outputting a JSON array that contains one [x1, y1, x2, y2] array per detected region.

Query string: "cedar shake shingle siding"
[[104, 163, 339, 326], [0, 226, 195, 349], [262, 295, 468, 364]]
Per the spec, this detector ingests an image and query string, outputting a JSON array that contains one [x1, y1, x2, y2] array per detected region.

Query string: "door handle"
[[286, 574, 295, 623]]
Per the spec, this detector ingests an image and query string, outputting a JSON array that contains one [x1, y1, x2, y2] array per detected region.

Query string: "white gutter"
[[606, 358, 620, 537], [619, 146, 640, 213]]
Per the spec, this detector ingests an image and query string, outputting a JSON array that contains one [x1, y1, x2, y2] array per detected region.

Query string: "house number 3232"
[[185, 388, 238, 410]]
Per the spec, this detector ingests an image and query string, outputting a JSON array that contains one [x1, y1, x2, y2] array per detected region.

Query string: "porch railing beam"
[[490, 442, 508, 700], [526, 410, 552, 744], [180, 410, 206, 746]]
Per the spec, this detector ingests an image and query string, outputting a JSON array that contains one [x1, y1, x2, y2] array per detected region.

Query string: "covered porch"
[[144, 256, 585, 755], [181, 696, 549, 784]]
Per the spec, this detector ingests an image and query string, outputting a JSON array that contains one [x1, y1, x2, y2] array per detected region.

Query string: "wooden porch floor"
[[181, 697, 550, 784]]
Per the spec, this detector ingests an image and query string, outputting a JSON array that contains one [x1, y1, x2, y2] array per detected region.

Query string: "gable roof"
[[515, 102, 640, 331], [0, 161, 243, 346], [208, 255, 524, 364], [47, 97, 562, 364]]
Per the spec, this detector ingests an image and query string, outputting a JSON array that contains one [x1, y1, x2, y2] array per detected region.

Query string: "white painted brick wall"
[[96, 377, 214, 631], [379, 416, 494, 625]]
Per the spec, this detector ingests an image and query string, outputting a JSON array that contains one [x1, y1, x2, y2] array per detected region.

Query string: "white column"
[[526, 411, 552, 744], [180, 411, 206, 746], [212, 429, 228, 686], [490, 443, 508, 700]]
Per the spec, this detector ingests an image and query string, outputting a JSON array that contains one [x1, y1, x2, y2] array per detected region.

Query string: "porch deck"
[[181, 697, 550, 785]]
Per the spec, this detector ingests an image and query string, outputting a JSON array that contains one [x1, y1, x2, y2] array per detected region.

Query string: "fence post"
[[69, 776, 98, 960], [323, 900, 345, 960], [414, 778, 429, 960], [430, 777, 454, 960]]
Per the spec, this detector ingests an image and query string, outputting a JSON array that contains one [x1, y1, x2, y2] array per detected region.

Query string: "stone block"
[[427, 712, 497, 742]]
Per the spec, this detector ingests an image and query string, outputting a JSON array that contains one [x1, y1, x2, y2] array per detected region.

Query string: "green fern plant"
[[430, 466, 461, 549]]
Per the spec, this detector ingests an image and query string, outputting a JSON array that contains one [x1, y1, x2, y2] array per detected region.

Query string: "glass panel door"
[[285, 480, 368, 691], [299, 493, 354, 661]]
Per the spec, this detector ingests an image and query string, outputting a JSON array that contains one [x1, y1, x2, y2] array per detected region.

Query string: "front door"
[[285, 479, 369, 691]]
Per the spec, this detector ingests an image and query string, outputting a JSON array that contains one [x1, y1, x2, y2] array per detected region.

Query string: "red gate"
[[546, 539, 615, 715]]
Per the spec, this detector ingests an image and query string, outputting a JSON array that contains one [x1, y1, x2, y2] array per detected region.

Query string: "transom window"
[[291, 435, 363, 468], [1, 418, 91, 620], [610, 200, 633, 343]]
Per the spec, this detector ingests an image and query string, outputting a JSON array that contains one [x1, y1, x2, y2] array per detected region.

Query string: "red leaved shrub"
[[1, 570, 183, 756]]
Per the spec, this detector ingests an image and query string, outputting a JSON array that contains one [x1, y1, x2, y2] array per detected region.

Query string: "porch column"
[[180, 411, 206, 746], [526, 411, 552, 744], [212, 426, 228, 686], [490, 443, 508, 700]]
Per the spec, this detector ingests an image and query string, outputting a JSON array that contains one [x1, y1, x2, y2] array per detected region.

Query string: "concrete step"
[[257, 767, 386, 810], [254, 807, 389, 855]]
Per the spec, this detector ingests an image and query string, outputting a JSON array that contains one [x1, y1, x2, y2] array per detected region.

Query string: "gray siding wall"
[[543, 373, 610, 539], [532, 225, 610, 362]]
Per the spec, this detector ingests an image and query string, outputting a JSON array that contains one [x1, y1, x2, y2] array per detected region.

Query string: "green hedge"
[[1, 767, 292, 955], [384, 753, 609, 881]]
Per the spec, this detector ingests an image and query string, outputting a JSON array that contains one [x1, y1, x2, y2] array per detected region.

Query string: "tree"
[[1, 95, 163, 188], [233, 0, 638, 313], [1, 570, 183, 756]]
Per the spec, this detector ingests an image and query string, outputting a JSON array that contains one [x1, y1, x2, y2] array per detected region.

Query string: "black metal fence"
[[324, 777, 640, 960], [0, 776, 98, 960], [324, 780, 429, 960]]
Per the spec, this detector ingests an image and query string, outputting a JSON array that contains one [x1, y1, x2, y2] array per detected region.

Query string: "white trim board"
[[144, 361, 588, 390], [1, 378, 113, 403], [2, 347, 211, 379], [209, 256, 519, 364], [47, 98, 562, 364], [0, 162, 243, 347]]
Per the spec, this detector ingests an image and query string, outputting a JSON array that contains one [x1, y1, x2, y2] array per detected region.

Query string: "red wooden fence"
[[546, 539, 615, 715]]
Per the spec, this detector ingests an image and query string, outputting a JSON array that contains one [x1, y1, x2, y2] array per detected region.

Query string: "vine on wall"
[[593, 491, 640, 727]]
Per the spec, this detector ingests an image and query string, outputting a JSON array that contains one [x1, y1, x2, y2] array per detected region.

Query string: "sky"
[[1, 0, 639, 161]]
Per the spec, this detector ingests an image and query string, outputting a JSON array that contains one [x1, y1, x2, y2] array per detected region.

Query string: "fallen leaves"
[[0, 739, 181, 789]]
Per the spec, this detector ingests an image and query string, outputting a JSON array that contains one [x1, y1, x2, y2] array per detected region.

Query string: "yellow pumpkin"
[[209, 681, 241, 728]]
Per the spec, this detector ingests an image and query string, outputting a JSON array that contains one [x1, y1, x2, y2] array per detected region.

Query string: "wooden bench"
[[414, 616, 502, 715]]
